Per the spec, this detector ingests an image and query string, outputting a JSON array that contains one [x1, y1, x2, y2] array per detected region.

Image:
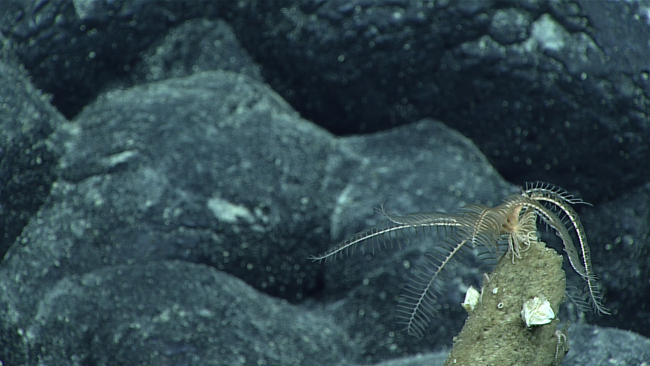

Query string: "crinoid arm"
[[456, 204, 505, 252], [524, 182, 592, 206], [522, 184, 610, 315], [396, 236, 474, 338], [377, 206, 462, 228], [308, 210, 462, 262]]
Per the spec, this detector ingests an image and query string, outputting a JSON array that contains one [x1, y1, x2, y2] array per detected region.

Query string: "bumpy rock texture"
[[1, 1, 649, 365]]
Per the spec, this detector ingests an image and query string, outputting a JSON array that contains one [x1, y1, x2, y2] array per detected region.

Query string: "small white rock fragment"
[[521, 295, 555, 327], [461, 286, 480, 312]]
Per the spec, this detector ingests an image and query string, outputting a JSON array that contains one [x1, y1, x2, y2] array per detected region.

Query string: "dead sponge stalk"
[[445, 239, 566, 366]]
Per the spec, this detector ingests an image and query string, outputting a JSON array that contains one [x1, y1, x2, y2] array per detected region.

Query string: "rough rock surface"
[[1, 1, 648, 365]]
